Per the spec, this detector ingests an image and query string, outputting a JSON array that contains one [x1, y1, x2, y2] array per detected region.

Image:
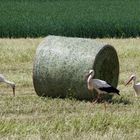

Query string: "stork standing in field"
[[86, 70, 120, 108], [0, 74, 15, 96], [125, 74, 140, 97]]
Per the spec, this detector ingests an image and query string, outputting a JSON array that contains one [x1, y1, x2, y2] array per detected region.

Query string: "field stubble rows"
[[0, 38, 140, 139]]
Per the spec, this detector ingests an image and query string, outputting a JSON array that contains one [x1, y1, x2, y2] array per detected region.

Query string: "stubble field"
[[0, 38, 140, 140]]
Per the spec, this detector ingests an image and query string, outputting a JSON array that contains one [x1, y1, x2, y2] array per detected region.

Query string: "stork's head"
[[125, 74, 136, 86], [84, 69, 95, 81], [0, 74, 15, 96], [88, 69, 94, 76]]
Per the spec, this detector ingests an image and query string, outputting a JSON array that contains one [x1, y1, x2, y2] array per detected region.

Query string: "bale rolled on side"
[[33, 36, 119, 100]]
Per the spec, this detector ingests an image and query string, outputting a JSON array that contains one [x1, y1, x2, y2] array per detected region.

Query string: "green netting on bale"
[[33, 36, 119, 101]]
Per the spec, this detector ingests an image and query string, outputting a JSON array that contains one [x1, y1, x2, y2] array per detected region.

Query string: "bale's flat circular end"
[[93, 45, 119, 87], [93, 45, 119, 100]]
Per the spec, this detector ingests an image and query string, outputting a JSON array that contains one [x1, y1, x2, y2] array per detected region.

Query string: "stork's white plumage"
[[125, 74, 140, 97], [87, 70, 120, 102], [0, 74, 15, 96]]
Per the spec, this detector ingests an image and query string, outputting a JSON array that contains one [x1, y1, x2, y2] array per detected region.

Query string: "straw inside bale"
[[33, 36, 119, 100]]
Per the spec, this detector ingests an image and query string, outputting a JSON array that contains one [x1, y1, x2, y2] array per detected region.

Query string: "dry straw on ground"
[[33, 36, 119, 100]]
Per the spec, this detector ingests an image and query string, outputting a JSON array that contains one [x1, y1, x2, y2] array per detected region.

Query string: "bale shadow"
[[110, 96, 131, 105], [38, 93, 132, 105], [78, 95, 132, 105]]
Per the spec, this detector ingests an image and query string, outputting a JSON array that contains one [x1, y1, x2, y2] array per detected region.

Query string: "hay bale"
[[33, 36, 119, 100]]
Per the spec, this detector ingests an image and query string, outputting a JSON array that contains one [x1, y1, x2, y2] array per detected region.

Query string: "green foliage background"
[[0, 0, 140, 38]]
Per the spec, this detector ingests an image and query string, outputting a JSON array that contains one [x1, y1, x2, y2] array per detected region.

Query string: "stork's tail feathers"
[[114, 88, 120, 95], [99, 87, 120, 95]]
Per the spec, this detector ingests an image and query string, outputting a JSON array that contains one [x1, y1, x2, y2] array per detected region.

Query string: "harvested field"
[[0, 38, 140, 139]]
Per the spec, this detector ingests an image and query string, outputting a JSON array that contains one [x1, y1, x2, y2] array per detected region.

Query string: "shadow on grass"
[[39, 94, 132, 105], [111, 96, 132, 105]]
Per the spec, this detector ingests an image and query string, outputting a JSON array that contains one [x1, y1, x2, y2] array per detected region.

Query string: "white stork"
[[0, 74, 15, 96], [86, 69, 120, 104], [125, 74, 140, 97]]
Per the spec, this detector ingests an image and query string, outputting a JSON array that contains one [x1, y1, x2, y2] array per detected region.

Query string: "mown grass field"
[[0, 38, 140, 139], [0, 0, 140, 38]]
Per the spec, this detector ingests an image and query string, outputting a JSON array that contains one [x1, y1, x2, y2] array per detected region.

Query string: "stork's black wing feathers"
[[99, 86, 120, 95]]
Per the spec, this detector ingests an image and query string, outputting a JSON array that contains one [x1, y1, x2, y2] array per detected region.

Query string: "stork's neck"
[[132, 78, 136, 86], [87, 74, 94, 83]]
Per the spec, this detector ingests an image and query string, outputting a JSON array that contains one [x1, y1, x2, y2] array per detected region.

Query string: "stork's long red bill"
[[13, 86, 15, 96], [125, 77, 133, 86]]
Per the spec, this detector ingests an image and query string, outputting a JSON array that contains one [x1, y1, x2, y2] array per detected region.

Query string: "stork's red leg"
[[92, 93, 100, 104]]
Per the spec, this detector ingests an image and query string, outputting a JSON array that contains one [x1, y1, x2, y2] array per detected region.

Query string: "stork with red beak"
[[125, 74, 140, 97], [86, 69, 120, 103], [0, 74, 15, 96]]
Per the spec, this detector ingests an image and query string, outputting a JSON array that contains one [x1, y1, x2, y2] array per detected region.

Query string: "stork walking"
[[125, 74, 140, 97], [0, 74, 15, 96], [86, 69, 120, 109]]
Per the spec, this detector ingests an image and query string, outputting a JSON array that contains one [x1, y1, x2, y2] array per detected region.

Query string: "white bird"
[[125, 74, 140, 97], [86, 69, 120, 104], [0, 74, 15, 96]]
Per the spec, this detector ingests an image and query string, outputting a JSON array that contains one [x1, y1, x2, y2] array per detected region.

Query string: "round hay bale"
[[33, 35, 119, 100]]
